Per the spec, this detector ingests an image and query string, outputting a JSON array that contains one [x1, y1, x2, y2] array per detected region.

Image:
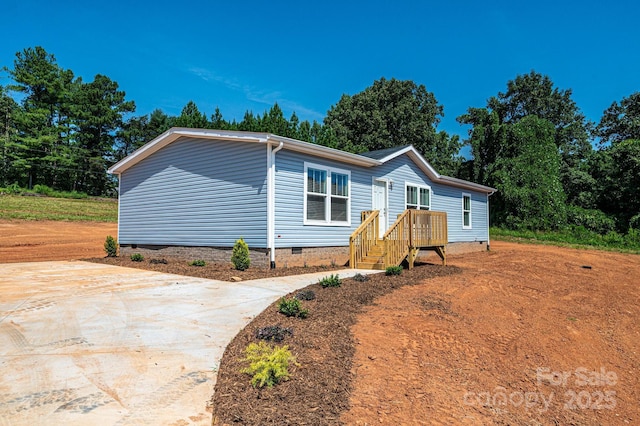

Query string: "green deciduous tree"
[[464, 71, 593, 206], [490, 116, 567, 230], [592, 139, 640, 230], [595, 92, 640, 145], [324, 77, 461, 174]]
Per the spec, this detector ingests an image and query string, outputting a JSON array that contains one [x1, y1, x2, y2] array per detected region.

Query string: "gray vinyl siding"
[[118, 137, 268, 248], [273, 150, 489, 247]]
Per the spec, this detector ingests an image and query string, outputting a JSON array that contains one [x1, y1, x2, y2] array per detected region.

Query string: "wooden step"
[[367, 248, 384, 256], [356, 261, 386, 270]]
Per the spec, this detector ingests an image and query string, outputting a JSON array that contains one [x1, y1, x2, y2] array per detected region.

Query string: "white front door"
[[372, 179, 388, 236]]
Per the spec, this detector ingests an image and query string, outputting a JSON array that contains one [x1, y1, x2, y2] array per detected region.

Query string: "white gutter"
[[267, 139, 284, 268], [486, 191, 495, 250]]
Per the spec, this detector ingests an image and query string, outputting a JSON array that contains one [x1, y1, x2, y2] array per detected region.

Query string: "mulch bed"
[[210, 263, 461, 425], [88, 256, 342, 281]]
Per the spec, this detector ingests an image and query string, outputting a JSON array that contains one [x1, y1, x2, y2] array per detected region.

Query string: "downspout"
[[267, 140, 284, 268], [486, 191, 494, 251], [116, 173, 121, 251]]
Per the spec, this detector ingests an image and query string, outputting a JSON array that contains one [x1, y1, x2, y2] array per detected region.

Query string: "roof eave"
[[269, 135, 380, 167], [107, 128, 271, 174]]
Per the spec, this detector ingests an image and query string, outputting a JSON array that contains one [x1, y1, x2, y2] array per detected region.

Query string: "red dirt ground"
[[343, 241, 639, 425], [0, 220, 117, 263]]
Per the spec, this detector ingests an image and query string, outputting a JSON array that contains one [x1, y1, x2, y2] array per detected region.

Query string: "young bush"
[[256, 325, 293, 342], [296, 289, 316, 301], [278, 297, 308, 318], [385, 265, 403, 276], [189, 259, 206, 267], [353, 273, 369, 282], [6, 183, 21, 194], [241, 341, 296, 388], [150, 258, 168, 264], [319, 274, 341, 288], [130, 253, 144, 262], [33, 184, 54, 196], [104, 235, 117, 257], [231, 238, 251, 271]]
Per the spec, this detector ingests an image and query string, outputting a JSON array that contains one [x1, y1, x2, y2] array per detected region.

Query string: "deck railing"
[[349, 210, 379, 268], [350, 209, 448, 268], [410, 210, 448, 247], [384, 209, 448, 268]]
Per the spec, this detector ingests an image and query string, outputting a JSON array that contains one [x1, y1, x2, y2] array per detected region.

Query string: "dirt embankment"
[[0, 220, 116, 263]]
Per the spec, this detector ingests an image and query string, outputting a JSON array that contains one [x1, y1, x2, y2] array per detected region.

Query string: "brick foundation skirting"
[[119, 245, 271, 268], [119, 240, 487, 269]]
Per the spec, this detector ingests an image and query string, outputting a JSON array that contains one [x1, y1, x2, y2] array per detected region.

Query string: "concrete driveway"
[[0, 261, 373, 425]]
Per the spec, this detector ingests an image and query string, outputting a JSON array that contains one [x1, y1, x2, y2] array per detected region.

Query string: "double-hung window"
[[405, 183, 431, 210], [304, 162, 350, 226], [462, 193, 472, 229]]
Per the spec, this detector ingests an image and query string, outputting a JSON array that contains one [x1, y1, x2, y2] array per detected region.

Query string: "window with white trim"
[[405, 183, 431, 210], [462, 193, 472, 229], [304, 162, 350, 226]]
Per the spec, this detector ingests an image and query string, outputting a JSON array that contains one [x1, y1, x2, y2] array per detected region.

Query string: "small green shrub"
[[33, 184, 54, 196], [296, 289, 316, 301], [104, 235, 117, 257], [319, 274, 341, 288], [278, 297, 308, 318], [6, 183, 21, 194], [256, 325, 293, 342], [385, 265, 403, 276], [130, 253, 144, 262], [231, 238, 251, 271], [189, 259, 206, 267], [241, 341, 296, 388], [353, 273, 369, 282]]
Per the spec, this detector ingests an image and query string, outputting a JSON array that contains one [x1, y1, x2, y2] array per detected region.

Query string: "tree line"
[[1, 46, 639, 236]]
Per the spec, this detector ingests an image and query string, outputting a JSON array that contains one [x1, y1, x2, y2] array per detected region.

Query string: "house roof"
[[108, 128, 496, 194], [359, 145, 412, 160]]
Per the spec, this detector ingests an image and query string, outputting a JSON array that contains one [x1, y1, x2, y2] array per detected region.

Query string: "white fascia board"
[[376, 144, 496, 194], [268, 135, 380, 167], [438, 175, 497, 193], [376, 145, 441, 180], [107, 128, 271, 174]]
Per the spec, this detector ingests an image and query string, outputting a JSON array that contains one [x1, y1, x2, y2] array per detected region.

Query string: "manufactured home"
[[108, 128, 495, 269]]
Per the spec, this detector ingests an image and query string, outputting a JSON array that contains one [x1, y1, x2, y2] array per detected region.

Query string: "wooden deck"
[[349, 209, 448, 270]]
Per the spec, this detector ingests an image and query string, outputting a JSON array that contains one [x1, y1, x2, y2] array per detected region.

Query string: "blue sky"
[[1, 0, 638, 140]]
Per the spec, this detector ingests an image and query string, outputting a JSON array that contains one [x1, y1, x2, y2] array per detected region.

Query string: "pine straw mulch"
[[88, 256, 342, 282], [210, 262, 462, 425]]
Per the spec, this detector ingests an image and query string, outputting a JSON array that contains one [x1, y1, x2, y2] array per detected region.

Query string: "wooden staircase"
[[356, 241, 386, 270], [350, 209, 448, 270]]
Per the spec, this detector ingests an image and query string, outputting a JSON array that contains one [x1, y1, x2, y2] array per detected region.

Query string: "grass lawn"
[[0, 194, 117, 222]]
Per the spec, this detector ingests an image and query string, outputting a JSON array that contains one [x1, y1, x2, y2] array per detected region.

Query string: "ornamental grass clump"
[[319, 273, 341, 288], [241, 341, 296, 388]]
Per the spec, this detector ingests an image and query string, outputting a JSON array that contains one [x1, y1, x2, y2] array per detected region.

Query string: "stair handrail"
[[349, 210, 379, 268], [382, 209, 412, 267]]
